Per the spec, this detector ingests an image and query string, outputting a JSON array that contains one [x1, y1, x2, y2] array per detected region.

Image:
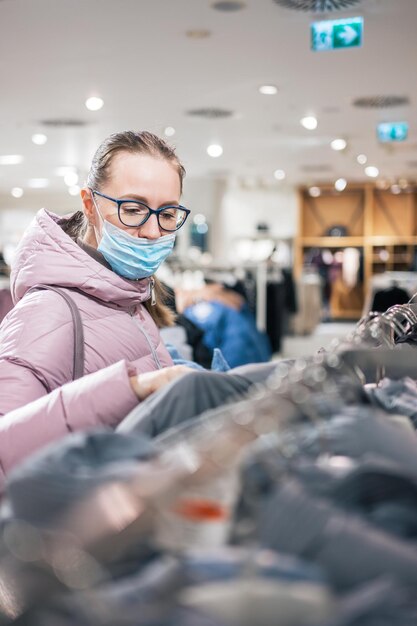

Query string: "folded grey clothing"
[[12, 549, 325, 626], [238, 433, 417, 544], [181, 547, 325, 586], [117, 370, 254, 438], [226, 362, 280, 385], [258, 478, 417, 591], [366, 377, 417, 427], [325, 459, 417, 539], [325, 577, 417, 626], [16, 602, 227, 626], [2, 429, 156, 526], [294, 407, 417, 478]]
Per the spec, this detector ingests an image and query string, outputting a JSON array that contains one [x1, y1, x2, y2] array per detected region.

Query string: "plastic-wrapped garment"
[[13, 557, 226, 626], [258, 478, 417, 591], [2, 429, 156, 526], [11, 548, 331, 626], [237, 442, 417, 543], [291, 406, 417, 478], [324, 577, 417, 626], [183, 301, 272, 368], [365, 377, 417, 428]]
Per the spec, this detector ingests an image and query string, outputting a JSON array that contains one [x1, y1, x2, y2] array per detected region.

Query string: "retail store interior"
[[1, 1, 417, 624]]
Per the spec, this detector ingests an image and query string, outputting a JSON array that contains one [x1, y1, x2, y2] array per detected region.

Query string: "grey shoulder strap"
[[26, 284, 85, 381]]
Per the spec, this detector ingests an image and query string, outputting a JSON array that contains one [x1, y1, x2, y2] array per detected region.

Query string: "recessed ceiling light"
[[335, 178, 347, 191], [11, 187, 24, 198], [212, 1, 246, 11], [85, 96, 104, 111], [164, 126, 176, 137], [364, 166, 379, 178], [32, 133, 48, 145], [186, 29, 211, 39], [0, 154, 23, 165], [68, 185, 81, 196], [273, 169, 286, 180], [308, 186, 321, 197], [356, 154, 367, 165], [28, 178, 49, 188], [259, 85, 278, 96], [64, 171, 79, 187], [207, 144, 223, 158], [331, 138, 347, 151], [300, 116, 318, 130]]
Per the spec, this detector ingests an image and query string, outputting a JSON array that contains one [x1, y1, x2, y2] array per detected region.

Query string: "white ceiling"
[[0, 0, 416, 199]]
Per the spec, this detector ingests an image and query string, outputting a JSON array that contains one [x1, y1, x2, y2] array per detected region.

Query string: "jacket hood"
[[11, 209, 151, 307]]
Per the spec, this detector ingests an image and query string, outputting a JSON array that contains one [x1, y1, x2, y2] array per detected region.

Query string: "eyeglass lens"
[[119, 202, 187, 230]]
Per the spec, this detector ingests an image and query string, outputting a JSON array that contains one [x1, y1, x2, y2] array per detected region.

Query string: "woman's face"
[[82, 151, 182, 245]]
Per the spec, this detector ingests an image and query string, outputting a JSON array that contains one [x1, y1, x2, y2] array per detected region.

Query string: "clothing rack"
[[3, 300, 417, 623], [164, 260, 270, 331]]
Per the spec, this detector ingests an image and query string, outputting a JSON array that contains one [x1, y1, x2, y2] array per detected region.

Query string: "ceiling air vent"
[[212, 1, 246, 11], [353, 95, 410, 109], [272, 0, 361, 12], [40, 118, 90, 128], [186, 108, 234, 119]]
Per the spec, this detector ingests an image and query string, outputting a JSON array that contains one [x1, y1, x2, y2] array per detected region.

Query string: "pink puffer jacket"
[[0, 209, 173, 486]]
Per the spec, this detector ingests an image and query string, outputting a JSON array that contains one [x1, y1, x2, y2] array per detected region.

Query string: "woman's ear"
[[81, 188, 96, 225]]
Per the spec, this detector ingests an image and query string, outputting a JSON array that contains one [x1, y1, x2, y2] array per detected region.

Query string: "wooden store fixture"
[[294, 183, 417, 320]]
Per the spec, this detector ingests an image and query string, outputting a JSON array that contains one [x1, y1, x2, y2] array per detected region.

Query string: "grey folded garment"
[[117, 370, 254, 438], [258, 478, 417, 591], [366, 377, 417, 428], [2, 429, 156, 526], [237, 410, 417, 543], [293, 406, 417, 478], [324, 577, 417, 626]]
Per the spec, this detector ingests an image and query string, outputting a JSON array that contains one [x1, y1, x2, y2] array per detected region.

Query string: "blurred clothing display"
[[182, 300, 272, 368], [363, 272, 417, 316], [290, 272, 322, 335], [371, 285, 410, 313]]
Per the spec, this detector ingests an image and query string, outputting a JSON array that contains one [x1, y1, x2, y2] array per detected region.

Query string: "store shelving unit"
[[294, 184, 417, 320]]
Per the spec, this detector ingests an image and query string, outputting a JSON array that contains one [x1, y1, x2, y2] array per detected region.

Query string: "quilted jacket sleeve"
[[0, 360, 139, 489], [0, 292, 139, 488]]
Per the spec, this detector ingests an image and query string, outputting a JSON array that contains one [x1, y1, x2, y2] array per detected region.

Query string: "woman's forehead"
[[107, 151, 181, 197]]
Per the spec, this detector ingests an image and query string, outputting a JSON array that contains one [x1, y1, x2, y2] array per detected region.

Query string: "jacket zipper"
[[129, 310, 163, 369], [150, 277, 156, 306]]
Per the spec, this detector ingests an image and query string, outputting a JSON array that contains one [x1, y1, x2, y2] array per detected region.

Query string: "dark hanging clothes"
[[371, 286, 410, 313], [266, 281, 285, 353]]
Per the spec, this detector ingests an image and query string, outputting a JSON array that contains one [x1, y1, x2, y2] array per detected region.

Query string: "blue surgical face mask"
[[97, 219, 176, 280]]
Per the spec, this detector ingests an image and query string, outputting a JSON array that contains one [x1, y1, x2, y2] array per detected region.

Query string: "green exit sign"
[[311, 17, 363, 51]]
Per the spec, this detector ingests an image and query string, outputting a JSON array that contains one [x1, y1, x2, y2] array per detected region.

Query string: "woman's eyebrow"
[[120, 193, 180, 206]]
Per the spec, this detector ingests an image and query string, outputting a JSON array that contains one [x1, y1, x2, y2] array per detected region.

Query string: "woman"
[[0, 131, 193, 484]]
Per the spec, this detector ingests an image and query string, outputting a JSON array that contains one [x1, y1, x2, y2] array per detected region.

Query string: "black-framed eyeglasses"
[[91, 189, 190, 232]]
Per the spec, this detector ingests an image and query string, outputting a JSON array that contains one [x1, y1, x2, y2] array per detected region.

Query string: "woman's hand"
[[129, 365, 193, 401]]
